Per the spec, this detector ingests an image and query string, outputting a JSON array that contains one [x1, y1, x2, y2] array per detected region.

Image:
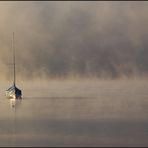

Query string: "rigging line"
[[12, 32, 16, 86]]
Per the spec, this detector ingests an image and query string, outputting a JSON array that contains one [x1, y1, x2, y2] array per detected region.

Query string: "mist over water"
[[0, 1, 148, 79], [0, 1, 148, 147], [0, 78, 148, 146]]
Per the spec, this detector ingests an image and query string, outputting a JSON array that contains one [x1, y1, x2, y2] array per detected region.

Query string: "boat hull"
[[5, 85, 22, 99]]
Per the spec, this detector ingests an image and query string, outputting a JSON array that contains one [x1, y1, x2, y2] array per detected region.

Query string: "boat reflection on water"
[[9, 97, 22, 108]]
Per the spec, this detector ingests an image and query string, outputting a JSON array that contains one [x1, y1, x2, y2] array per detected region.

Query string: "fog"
[[0, 1, 148, 79], [0, 2, 148, 146]]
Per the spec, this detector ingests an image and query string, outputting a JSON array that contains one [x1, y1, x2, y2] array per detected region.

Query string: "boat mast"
[[12, 32, 16, 86]]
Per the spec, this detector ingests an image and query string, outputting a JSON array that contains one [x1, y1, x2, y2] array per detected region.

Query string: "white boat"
[[5, 33, 22, 100], [5, 84, 22, 99]]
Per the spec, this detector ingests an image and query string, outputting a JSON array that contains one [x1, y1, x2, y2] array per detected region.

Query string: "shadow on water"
[[23, 96, 94, 100]]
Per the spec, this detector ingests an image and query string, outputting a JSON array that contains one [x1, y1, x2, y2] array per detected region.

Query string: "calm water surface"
[[0, 79, 148, 146]]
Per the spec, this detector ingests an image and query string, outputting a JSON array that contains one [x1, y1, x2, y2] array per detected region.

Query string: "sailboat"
[[5, 33, 22, 100]]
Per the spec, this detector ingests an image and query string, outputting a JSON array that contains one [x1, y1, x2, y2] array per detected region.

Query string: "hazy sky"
[[0, 1, 148, 79]]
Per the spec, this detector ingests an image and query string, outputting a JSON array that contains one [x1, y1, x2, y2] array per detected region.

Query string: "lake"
[[0, 78, 148, 146]]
